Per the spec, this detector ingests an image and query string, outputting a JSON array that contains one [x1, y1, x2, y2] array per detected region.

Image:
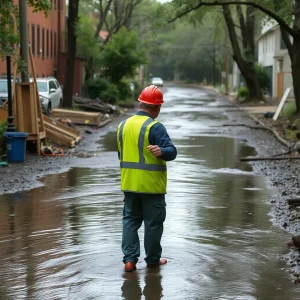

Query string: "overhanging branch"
[[168, 1, 296, 38]]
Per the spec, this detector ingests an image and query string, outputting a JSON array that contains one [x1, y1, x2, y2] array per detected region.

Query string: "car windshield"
[[152, 78, 162, 81], [37, 82, 48, 92], [0, 81, 8, 92]]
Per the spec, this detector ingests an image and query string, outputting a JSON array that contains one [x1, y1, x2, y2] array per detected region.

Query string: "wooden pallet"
[[43, 115, 81, 148], [50, 109, 102, 126], [14, 45, 47, 154]]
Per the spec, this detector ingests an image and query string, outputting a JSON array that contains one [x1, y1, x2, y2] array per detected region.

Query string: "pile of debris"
[[73, 96, 119, 114]]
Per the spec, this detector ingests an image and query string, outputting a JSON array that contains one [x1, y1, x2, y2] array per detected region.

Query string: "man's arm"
[[148, 123, 177, 161]]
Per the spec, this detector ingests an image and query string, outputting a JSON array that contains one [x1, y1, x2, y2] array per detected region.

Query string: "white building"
[[257, 22, 294, 99]]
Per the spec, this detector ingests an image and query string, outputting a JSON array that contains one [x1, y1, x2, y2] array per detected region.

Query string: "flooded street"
[[0, 86, 299, 299]]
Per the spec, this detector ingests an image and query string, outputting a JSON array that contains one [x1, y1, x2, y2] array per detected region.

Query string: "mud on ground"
[[1, 92, 300, 280]]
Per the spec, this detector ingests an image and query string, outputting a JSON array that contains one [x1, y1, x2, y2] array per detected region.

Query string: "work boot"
[[124, 262, 136, 272], [147, 258, 167, 268]]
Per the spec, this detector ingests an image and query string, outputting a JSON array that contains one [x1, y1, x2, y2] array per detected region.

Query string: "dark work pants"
[[122, 192, 166, 265]]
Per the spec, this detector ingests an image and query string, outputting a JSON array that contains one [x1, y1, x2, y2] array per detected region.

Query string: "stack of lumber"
[[43, 115, 81, 148], [51, 109, 102, 126], [73, 96, 118, 114]]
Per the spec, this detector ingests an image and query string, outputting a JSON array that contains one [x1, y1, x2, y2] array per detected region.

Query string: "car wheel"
[[46, 103, 52, 116], [59, 98, 63, 108]]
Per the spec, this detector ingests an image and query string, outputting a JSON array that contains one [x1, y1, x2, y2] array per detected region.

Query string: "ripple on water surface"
[[0, 87, 299, 299]]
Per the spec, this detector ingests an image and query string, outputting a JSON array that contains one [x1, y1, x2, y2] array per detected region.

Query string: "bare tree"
[[63, 0, 80, 108], [170, 0, 300, 112], [223, 5, 263, 101], [85, 0, 143, 81]]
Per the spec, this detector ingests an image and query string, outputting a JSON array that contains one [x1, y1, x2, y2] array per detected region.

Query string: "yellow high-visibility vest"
[[117, 115, 167, 194]]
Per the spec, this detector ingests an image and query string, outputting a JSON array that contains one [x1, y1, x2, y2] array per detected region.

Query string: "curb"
[[217, 89, 293, 150]]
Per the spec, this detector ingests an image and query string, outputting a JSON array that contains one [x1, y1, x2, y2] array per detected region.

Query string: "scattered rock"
[[292, 236, 300, 249]]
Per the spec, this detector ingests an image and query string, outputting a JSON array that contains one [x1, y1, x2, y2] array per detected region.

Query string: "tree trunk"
[[223, 5, 264, 101], [292, 38, 300, 113], [244, 71, 264, 101], [85, 57, 94, 82], [291, 1, 300, 113], [63, 0, 79, 108]]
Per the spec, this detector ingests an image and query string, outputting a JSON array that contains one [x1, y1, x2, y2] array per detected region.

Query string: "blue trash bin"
[[4, 132, 28, 163]]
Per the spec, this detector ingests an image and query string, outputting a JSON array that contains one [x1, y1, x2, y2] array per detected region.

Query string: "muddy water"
[[0, 87, 299, 299]]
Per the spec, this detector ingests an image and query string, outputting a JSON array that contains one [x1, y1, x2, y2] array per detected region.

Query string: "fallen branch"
[[240, 156, 300, 161], [222, 96, 292, 148], [222, 124, 266, 130], [287, 198, 300, 206], [249, 114, 291, 148]]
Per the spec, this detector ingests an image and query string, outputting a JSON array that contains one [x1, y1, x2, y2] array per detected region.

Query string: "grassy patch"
[[283, 101, 297, 117], [285, 129, 299, 140], [72, 101, 80, 111]]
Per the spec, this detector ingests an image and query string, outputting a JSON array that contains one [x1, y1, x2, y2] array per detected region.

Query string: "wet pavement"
[[0, 86, 300, 299]]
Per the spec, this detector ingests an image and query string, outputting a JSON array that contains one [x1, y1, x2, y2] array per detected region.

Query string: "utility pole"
[[6, 56, 16, 132], [19, 0, 29, 82]]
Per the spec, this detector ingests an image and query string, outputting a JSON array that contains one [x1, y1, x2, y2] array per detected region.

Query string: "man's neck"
[[139, 109, 154, 118]]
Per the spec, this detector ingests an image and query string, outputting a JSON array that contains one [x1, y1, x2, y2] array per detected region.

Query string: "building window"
[[50, 31, 53, 58], [46, 29, 49, 58], [37, 25, 40, 56], [31, 25, 35, 55], [280, 34, 287, 50], [42, 28, 45, 59], [54, 32, 57, 58]]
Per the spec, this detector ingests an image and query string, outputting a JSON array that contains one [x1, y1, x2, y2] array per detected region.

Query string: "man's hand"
[[147, 145, 162, 157]]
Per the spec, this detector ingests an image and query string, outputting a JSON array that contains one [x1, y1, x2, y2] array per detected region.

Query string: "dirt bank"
[[220, 95, 300, 279]]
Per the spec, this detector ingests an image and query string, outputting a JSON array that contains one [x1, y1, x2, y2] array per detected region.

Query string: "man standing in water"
[[117, 85, 177, 272]]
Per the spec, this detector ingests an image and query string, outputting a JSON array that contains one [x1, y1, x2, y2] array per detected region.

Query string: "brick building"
[[0, 0, 84, 95]]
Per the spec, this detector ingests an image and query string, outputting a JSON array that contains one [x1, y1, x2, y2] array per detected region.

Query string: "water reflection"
[[0, 86, 299, 299], [121, 269, 163, 300]]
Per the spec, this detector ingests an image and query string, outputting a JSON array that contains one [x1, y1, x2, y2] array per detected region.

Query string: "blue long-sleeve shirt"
[[137, 111, 177, 161], [119, 111, 177, 162]]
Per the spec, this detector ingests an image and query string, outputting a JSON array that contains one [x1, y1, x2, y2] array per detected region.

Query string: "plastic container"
[[4, 132, 28, 163]]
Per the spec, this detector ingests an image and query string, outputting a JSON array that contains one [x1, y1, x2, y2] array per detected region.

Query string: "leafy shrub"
[[86, 78, 110, 99], [238, 87, 248, 98], [132, 81, 143, 100], [100, 83, 120, 104], [255, 64, 270, 93], [116, 79, 132, 100], [0, 121, 7, 153], [283, 101, 297, 117]]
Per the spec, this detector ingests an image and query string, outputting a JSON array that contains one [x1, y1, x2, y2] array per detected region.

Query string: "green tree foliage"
[[170, 0, 300, 110], [76, 13, 102, 65], [86, 78, 120, 103], [255, 64, 270, 93], [0, 0, 51, 57], [100, 27, 146, 83]]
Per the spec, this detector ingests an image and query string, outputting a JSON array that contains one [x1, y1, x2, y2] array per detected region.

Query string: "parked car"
[[31, 77, 63, 115], [151, 77, 164, 87], [0, 77, 20, 106]]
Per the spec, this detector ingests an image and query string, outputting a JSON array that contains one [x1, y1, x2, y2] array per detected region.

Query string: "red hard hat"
[[138, 85, 164, 105]]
